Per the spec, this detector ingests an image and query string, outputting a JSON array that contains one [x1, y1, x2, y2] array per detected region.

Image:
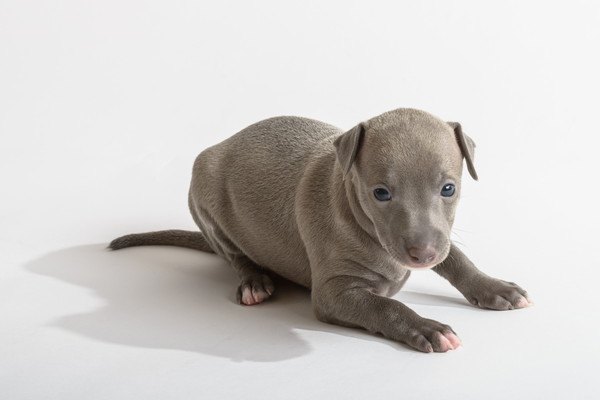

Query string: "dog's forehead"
[[366, 108, 448, 131], [357, 112, 463, 181], [365, 109, 454, 146], [364, 124, 455, 153]]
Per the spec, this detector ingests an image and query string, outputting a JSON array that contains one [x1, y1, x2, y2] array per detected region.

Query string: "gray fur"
[[111, 108, 530, 352], [109, 230, 214, 253]]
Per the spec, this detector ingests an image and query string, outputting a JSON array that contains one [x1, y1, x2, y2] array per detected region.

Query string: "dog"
[[110, 108, 531, 353]]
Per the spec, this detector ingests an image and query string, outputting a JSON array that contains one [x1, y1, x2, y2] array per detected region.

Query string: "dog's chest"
[[368, 252, 411, 296]]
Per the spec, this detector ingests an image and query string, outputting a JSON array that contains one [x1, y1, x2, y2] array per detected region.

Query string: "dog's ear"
[[334, 123, 366, 179], [448, 122, 478, 181]]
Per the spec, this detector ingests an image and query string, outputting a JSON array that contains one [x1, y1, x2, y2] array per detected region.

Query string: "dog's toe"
[[466, 278, 532, 311], [236, 274, 274, 305]]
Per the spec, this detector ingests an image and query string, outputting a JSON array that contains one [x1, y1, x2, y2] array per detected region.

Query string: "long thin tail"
[[108, 229, 215, 253]]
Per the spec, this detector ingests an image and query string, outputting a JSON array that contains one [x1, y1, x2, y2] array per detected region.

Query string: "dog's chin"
[[404, 263, 439, 271], [404, 262, 438, 271]]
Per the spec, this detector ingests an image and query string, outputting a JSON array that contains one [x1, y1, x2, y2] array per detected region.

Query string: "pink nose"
[[408, 246, 437, 264]]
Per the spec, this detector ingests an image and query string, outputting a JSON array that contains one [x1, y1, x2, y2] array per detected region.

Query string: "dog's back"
[[189, 116, 341, 286]]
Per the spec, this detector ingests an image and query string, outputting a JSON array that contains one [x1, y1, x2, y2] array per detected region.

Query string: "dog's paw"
[[403, 318, 461, 353], [235, 274, 275, 306], [465, 278, 531, 310]]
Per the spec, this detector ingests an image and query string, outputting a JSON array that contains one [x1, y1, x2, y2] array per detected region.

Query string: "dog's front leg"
[[434, 244, 532, 310], [312, 274, 460, 353]]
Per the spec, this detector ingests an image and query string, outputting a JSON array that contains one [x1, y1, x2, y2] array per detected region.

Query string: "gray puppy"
[[110, 108, 531, 353]]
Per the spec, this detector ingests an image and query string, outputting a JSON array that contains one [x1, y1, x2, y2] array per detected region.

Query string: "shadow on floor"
[[23, 244, 470, 362]]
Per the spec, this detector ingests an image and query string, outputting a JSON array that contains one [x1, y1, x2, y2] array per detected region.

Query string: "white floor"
[[2, 1, 600, 399]]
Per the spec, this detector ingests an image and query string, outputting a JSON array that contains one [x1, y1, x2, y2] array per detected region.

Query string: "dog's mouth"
[[381, 245, 423, 269], [382, 242, 450, 270]]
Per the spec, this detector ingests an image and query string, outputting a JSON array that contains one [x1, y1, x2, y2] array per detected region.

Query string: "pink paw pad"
[[515, 297, 531, 308], [241, 287, 257, 305], [437, 332, 461, 352], [237, 276, 274, 306]]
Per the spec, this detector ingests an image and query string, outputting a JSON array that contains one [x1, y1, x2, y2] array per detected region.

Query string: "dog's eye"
[[373, 188, 392, 201], [441, 184, 456, 197]]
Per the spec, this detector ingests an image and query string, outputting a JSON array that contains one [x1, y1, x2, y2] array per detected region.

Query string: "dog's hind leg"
[[192, 209, 275, 305], [231, 255, 275, 306]]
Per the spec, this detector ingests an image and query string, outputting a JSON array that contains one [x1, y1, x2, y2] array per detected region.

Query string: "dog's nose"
[[407, 246, 437, 264]]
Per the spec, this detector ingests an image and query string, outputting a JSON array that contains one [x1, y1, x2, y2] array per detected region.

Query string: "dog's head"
[[334, 108, 477, 269]]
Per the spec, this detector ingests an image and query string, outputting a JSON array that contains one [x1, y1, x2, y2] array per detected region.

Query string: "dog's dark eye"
[[373, 188, 392, 201], [441, 184, 456, 197]]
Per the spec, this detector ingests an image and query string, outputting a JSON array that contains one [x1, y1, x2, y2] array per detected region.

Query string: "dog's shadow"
[[24, 244, 471, 362]]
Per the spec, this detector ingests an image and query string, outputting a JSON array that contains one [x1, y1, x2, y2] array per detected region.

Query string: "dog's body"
[[189, 116, 332, 288], [111, 108, 531, 353]]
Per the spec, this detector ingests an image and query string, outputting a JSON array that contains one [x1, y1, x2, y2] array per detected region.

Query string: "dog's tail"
[[108, 229, 215, 253]]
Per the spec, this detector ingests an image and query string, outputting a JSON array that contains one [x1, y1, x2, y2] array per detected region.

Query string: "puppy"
[[110, 108, 531, 353]]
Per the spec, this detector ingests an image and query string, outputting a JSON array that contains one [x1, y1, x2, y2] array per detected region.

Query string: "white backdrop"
[[2, 1, 599, 399]]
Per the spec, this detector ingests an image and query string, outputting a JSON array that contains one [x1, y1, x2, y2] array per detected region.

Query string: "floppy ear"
[[448, 121, 478, 181], [334, 123, 366, 179]]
